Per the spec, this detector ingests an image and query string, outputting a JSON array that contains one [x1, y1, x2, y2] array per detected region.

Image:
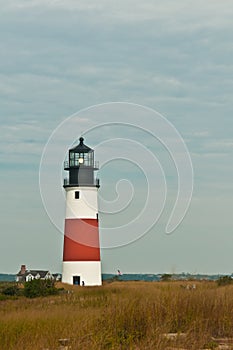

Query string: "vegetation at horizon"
[[0, 280, 232, 349]]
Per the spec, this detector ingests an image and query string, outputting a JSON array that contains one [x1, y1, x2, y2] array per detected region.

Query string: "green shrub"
[[217, 275, 233, 286], [2, 284, 20, 296], [160, 273, 172, 281], [24, 279, 58, 298]]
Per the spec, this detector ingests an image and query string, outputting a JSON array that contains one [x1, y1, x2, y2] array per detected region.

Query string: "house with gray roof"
[[16, 265, 61, 282]]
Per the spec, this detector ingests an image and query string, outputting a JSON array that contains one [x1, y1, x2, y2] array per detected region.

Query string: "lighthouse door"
[[73, 276, 81, 285]]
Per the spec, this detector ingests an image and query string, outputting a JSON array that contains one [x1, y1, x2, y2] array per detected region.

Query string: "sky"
[[0, 0, 233, 275]]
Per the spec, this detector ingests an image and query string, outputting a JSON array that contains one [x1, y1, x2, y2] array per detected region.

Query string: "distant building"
[[16, 265, 61, 283]]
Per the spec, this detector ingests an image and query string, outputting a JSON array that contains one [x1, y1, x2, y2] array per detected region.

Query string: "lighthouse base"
[[62, 261, 102, 286]]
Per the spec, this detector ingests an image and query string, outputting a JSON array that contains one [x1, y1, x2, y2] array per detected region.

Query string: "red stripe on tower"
[[63, 218, 100, 261]]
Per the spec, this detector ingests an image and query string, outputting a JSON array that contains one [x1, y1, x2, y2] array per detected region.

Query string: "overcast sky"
[[0, 0, 233, 274]]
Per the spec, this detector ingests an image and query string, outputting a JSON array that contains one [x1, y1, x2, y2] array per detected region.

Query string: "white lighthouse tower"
[[62, 137, 102, 286]]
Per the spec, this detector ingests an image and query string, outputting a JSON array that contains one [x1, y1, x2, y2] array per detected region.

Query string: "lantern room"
[[69, 137, 94, 167], [64, 137, 99, 187]]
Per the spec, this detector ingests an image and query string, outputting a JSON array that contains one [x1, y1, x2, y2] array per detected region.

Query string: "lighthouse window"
[[69, 152, 75, 166], [74, 153, 79, 165], [75, 191, 80, 199]]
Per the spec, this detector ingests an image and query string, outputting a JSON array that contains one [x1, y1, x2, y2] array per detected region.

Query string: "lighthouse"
[[62, 137, 102, 286]]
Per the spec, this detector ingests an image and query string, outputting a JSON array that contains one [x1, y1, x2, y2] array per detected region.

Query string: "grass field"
[[0, 281, 232, 349]]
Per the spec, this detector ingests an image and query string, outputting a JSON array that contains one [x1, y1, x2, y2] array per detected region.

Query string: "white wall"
[[65, 186, 98, 219], [62, 261, 102, 286]]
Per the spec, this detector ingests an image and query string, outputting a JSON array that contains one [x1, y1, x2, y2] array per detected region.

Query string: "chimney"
[[20, 265, 26, 275]]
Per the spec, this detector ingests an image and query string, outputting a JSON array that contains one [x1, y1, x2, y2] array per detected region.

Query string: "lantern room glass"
[[69, 150, 94, 167]]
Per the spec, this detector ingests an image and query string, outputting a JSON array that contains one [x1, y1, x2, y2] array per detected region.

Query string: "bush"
[[160, 273, 173, 281], [24, 279, 58, 298], [216, 275, 233, 286], [2, 284, 21, 296]]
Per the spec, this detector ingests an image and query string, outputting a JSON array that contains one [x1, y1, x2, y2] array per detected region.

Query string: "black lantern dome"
[[64, 137, 99, 187], [69, 137, 94, 167]]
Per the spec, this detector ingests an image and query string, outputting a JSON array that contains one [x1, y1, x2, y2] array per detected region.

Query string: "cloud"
[[0, 0, 232, 153], [3, 0, 232, 25], [204, 139, 233, 151], [193, 131, 210, 138], [1, 0, 232, 112]]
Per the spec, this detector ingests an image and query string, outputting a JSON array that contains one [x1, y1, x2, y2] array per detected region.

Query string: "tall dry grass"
[[0, 281, 232, 349]]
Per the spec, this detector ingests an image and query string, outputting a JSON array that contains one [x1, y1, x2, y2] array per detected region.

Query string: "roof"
[[70, 137, 93, 153], [26, 270, 50, 278], [17, 270, 49, 278]]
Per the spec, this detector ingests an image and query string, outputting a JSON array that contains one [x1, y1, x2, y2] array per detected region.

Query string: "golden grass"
[[0, 281, 233, 349]]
